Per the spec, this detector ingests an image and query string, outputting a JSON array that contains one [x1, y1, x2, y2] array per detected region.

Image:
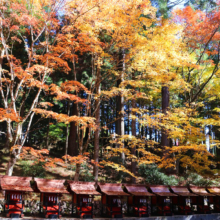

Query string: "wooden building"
[[0, 175, 33, 218], [170, 186, 197, 215], [206, 187, 220, 213], [148, 185, 177, 216], [97, 183, 129, 218], [68, 181, 100, 218], [34, 178, 69, 219], [123, 184, 154, 217], [189, 186, 214, 214]]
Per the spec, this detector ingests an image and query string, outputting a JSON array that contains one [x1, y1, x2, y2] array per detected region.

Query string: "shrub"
[[184, 172, 220, 186], [79, 162, 94, 182], [138, 164, 179, 185], [20, 160, 46, 178]]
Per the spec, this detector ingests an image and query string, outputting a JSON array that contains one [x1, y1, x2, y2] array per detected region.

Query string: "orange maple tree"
[[0, 0, 95, 175]]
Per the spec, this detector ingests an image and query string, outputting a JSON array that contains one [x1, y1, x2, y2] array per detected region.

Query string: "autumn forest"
[[0, 0, 220, 185]]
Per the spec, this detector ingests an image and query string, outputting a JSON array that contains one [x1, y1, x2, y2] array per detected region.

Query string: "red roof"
[[207, 187, 220, 196], [189, 186, 214, 196], [98, 183, 129, 196], [68, 181, 100, 195], [0, 175, 33, 192], [34, 178, 69, 194], [148, 185, 177, 197], [170, 186, 197, 197], [123, 184, 155, 196]]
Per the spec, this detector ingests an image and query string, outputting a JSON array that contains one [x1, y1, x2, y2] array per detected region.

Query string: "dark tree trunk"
[[131, 98, 136, 183], [131, 73, 136, 183], [93, 97, 100, 181], [116, 50, 125, 136], [28, 129, 32, 147], [161, 86, 170, 147], [65, 101, 70, 159], [68, 102, 78, 156], [116, 78, 123, 136], [68, 54, 84, 157], [115, 50, 125, 165], [93, 67, 101, 181], [162, 86, 173, 174], [101, 103, 104, 149], [127, 101, 130, 135], [46, 118, 50, 149]]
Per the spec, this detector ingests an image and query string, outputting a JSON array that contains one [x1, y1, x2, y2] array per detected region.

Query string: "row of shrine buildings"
[[0, 175, 220, 219]]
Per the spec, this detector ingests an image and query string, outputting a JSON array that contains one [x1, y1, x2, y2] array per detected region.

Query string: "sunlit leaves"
[[0, 108, 20, 122]]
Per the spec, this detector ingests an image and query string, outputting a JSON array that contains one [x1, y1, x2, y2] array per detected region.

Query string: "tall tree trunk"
[[45, 118, 51, 149], [6, 154, 17, 176], [131, 100, 136, 183], [161, 86, 170, 147], [73, 55, 92, 181], [6, 122, 23, 175], [65, 102, 70, 160], [116, 50, 125, 162], [68, 102, 78, 156], [101, 103, 105, 157], [68, 51, 79, 156], [131, 73, 136, 183], [74, 138, 83, 181], [161, 86, 172, 174], [93, 67, 101, 181], [4, 121, 12, 151], [127, 101, 130, 135], [6, 111, 35, 176], [93, 102, 100, 180]]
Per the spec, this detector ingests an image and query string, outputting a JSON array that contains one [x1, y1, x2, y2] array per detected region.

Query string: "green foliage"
[[48, 123, 66, 143], [150, 0, 175, 18], [184, 172, 220, 186], [42, 122, 66, 150], [79, 163, 94, 182], [185, 0, 216, 10], [67, 162, 94, 182], [138, 165, 220, 186], [138, 164, 180, 185], [20, 161, 46, 178]]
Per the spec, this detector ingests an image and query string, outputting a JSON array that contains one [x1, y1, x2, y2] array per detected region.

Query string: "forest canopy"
[[0, 0, 220, 184]]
